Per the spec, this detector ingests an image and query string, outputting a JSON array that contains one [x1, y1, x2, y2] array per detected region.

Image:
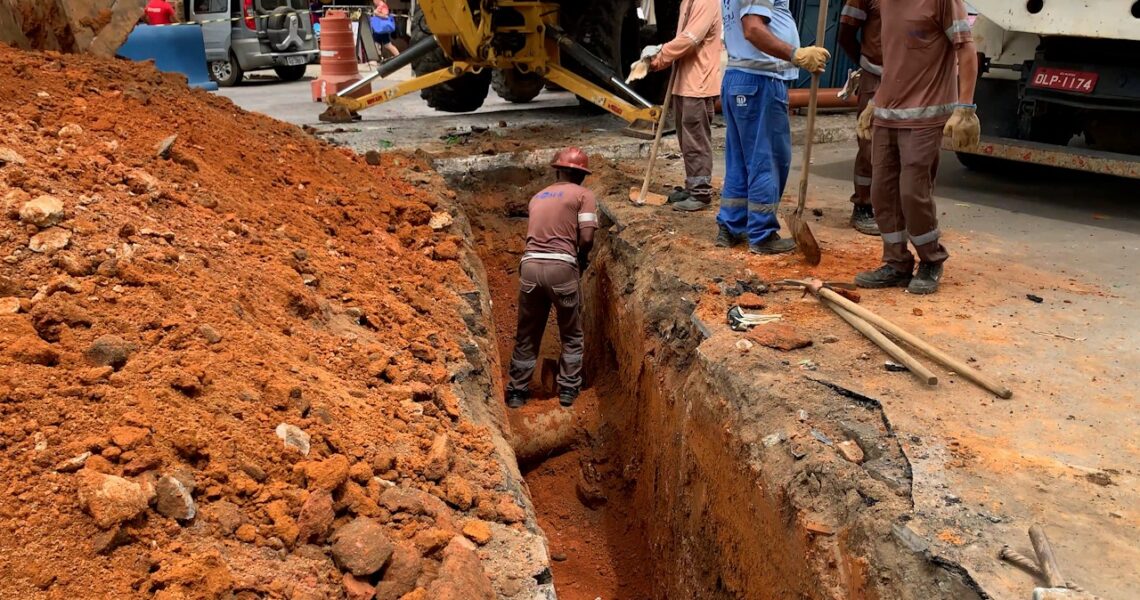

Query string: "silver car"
[[189, 0, 319, 87]]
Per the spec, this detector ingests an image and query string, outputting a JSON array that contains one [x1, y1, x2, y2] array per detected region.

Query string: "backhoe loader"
[[320, 0, 678, 131]]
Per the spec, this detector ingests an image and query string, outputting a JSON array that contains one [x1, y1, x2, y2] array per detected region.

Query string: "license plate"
[[285, 55, 307, 66], [1029, 67, 1099, 94]]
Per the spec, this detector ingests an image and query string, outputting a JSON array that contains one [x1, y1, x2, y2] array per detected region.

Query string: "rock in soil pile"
[[0, 46, 515, 599]]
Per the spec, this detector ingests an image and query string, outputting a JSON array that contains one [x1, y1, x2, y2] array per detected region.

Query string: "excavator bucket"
[[0, 0, 146, 56]]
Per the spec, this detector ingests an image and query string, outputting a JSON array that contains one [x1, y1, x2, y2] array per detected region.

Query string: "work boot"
[[505, 389, 529, 409], [749, 233, 796, 255], [851, 204, 880, 236], [854, 264, 913, 289], [715, 225, 740, 248], [672, 198, 709, 212], [558, 388, 579, 408], [667, 188, 691, 204], [907, 262, 944, 295]]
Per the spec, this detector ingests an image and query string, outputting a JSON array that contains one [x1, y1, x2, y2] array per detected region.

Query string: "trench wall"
[[576, 199, 988, 600]]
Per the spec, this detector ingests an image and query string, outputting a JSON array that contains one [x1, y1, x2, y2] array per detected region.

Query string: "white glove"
[[838, 69, 862, 100], [626, 60, 650, 83], [640, 44, 662, 60]]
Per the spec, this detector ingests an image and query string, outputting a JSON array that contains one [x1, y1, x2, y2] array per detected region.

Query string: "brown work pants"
[[870, 125, 950, 272], [851, 72, 880, 206], [674, 95, 716, 201], [506, 259, 584, 394]]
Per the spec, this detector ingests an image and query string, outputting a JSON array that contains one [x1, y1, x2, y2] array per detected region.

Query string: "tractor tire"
[[410, 10, 491, 113], [492, 68, 545, 104]]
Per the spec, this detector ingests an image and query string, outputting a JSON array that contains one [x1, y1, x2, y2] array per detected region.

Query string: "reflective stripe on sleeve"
[[881, 230, 906, 244], [742, 0, 775, 9], [874, 103, 956, 121], [841, 5, 867, 20], [681, 30, 699, 46], [945, 20, 971, 39], [578, 212, 597, 224], [910, 228, 941, 246]]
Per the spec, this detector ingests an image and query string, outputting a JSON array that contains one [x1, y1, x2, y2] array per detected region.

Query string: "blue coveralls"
[[719, 0, 802, 246]]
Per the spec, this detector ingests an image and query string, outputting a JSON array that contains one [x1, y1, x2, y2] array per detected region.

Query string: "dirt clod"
[[331, 517, 395, 576], [76, 469, 153, 529]]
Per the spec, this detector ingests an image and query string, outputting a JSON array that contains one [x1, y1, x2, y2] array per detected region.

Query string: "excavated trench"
[[445, 163, 984, 600]]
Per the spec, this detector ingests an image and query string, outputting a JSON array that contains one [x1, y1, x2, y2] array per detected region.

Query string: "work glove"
[[626, 45, 663, 83], [856, 100, 875, 141], [943, 105, 981, 150], [838, 68, 862, 100], [792, 46, 830, 74]]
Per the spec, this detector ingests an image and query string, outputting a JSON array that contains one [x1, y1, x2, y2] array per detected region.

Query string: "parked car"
[[188, 0, 319, 86]]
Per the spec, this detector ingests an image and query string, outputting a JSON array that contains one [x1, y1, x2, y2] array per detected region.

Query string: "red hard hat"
[[550, 147, 591, 174]]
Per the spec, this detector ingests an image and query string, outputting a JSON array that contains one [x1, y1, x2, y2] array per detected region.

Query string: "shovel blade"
[[788, 211, 822, 265], [629, 187, 668, 206]]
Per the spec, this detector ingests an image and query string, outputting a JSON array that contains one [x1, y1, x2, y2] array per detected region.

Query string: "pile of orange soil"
[[0, 46, 522, 599]]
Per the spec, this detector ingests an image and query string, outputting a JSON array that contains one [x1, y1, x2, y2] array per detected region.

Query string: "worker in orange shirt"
[[144, 0, 177, 25], [643, 0, 723, 212]]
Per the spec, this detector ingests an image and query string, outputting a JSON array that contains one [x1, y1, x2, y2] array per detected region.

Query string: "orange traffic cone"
[[311, 10, 371, 102]]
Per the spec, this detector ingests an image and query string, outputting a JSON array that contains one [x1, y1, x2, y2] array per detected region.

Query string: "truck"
[[956, 0, 1140, 178]]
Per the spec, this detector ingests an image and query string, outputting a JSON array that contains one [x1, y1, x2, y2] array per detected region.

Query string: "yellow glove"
[[792, 46, 830, 74], [943, 105, 981, 150], [857, 100, 875, 140]]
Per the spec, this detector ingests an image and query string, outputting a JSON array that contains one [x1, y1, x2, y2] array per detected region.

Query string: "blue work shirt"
[[722, 0, 800, 80]]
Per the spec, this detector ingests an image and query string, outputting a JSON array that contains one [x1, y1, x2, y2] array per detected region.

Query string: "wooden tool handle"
[[636, 67, 677, 205], [818, 287, 1014, 398], [826, 300, 938, 386], [1029, 525, 1067, 589], [795, 0, 829, 216]]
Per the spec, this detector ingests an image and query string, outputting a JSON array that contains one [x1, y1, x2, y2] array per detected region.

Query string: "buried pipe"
[[509, 407, 581, 464]]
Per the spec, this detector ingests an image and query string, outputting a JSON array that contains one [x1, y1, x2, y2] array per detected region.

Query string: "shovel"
[[787, 0, 829, 266]]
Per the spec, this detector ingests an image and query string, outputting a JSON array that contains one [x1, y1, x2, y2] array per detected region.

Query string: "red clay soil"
[[0, 47, 523, 598], [458, 175, 654, 600]]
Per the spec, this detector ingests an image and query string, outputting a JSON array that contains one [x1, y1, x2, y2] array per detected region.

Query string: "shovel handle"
[[636, 67, 677, 205], [796, 0, 828, 217]]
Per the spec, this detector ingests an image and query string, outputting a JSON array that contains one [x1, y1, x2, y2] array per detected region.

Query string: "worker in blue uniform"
[[718, 0, 830, 254]]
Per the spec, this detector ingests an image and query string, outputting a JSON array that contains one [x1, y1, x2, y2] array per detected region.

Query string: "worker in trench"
[[718, 0, 830, 254], [505, 148, 598, 409], [854, 0, 979, 294], [837, 0, 882, 236], [640, 0, 723, 212]]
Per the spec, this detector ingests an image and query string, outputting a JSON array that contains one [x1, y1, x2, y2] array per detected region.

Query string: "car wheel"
[[273, 64, 307, 82], [209, 53, 243, 87]]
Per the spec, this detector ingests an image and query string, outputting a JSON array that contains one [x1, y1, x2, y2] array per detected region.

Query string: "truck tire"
[[492, 68, 545, 103], [955, 152, 1008, 173], [274, 64, 307, 82], [410, 10, 491, 113]]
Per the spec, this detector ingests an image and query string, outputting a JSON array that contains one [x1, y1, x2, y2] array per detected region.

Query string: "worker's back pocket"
[[519, 280, 538, 294], [726, 85, 758, 114], [551, 281, 578, 308]]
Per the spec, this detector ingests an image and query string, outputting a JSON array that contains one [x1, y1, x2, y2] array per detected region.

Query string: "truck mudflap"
[[949, 136, 1140, 179]]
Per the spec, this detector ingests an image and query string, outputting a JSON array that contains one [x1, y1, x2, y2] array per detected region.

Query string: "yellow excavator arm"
[[323, 0, 661, 130]]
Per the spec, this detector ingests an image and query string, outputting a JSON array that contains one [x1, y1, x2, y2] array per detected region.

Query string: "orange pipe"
[[789, 88, 858, 109]]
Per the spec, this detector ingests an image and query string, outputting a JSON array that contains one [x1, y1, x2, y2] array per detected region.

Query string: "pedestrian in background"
[[371, 1, 400, 60], [837, 0, 882, 236], [144, 0, 177, 25], [718, 0, 829, 254], [643, 0, 723, 213], [854, 0, 979, 295]]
